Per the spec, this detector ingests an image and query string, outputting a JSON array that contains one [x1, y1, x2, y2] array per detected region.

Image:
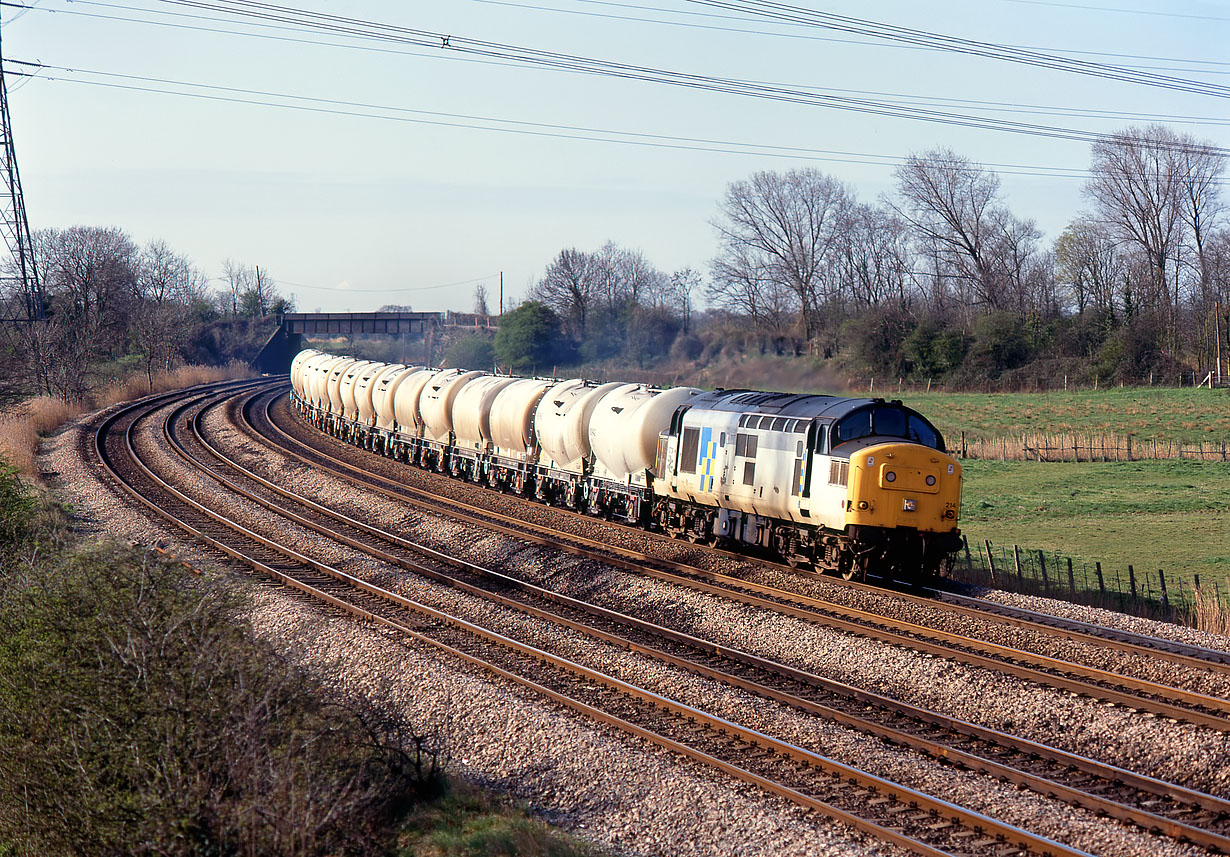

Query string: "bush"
[[445, 336, 495, 371], [494, 302, 566, 373], [0, 541, 436, 857]]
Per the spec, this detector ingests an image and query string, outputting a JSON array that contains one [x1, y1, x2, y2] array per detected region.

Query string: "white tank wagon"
[[585, 384, 702, 520], [353, 363, 406, 447], [324, 357, 361, 430], [449, 375, 519, 480], [486, 378, 553, 495], [289, 349, 320, 402], [369, 365, 422, 452], [302, 353, 342, 412], [531, 380, 623, 507], [418, 369, 483, 468], [390, 368, 436, 443]]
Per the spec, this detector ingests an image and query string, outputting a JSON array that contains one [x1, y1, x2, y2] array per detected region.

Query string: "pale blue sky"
[[6, 1, 1229, 312]]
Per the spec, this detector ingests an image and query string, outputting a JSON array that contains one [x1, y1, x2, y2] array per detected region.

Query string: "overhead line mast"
[[0, 20, 43, 321]]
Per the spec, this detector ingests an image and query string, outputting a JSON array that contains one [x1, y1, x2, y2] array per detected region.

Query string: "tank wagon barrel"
[[288, 349, 962, 581]]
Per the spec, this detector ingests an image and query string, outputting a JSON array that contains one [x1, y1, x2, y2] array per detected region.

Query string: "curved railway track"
[[74, 378, 1135, 857], [73, 378, 1230, 855], [254, 385, 1230, 734]]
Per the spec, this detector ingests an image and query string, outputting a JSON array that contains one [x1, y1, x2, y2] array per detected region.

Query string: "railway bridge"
[[252, 310, 497, 374]]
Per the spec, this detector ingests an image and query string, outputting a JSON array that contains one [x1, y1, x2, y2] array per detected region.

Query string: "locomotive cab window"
[[830, 406, 944, 451]]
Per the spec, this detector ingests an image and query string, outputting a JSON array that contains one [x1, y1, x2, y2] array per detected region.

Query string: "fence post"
[[1195, 573, 1202, 592], [984, 539, 996, 584], [1126, 435, 1133, 462], [1067, 557, 1075, 593], [1129, 565, 1138, 603], [1095, 562, 1105, 593], [1158, 569, 1169, 611], [963, 536, 973, 576], [1038, 550, 1049, 591], [1013, 544, 1024, 589]]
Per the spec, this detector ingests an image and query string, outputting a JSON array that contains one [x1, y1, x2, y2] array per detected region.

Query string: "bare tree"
[[1054, 222, 1126, 315], [893, 149, 1030, 313], [669, 267, 702, 334], [711, 168, 852, 340], [531, 248, 595, 337], [708, 243, 796, 334], [1084, 125, 1194, 340], [473, 284, 490, 316], [28, 226, 139, 399], [221, 259, 250, 317]]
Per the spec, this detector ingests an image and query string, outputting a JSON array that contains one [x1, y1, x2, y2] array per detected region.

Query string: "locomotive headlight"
[[885, 470, 897, 483], [944, 509, 956, 519], [925, 475, 936, 486]]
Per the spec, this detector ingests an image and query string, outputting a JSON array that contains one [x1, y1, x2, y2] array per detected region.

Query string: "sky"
[[5, 0, 1229, 313]]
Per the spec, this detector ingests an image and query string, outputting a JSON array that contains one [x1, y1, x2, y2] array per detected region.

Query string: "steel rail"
[[175, 385, 1230, 851], [260, 391, 1230, 732], [91, 384, 1095, 857]]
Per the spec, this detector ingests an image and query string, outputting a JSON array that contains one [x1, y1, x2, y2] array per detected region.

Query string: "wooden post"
[[1067, 557, 1075, 593], [1038, 550, 1049, 591], [1013, 544, 1024, 589], [1158, 569, 1169, 611], [1127, 435, 1133, 462], [1129, 565, 1137, 602], [963, 536, 973, 576], [1196, 573, 1202, 592], [983, 539, 996, 584], [1095, 562, 1105, 593]]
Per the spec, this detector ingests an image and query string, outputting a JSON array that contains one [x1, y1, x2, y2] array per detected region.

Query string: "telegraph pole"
[[0, 21, 43, 320]]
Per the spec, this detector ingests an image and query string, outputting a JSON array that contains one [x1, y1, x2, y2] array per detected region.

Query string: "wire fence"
[[956, 433, 1230, 462], [948, 537, 1222, 622]]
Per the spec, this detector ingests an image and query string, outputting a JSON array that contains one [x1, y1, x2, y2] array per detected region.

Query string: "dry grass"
[[1186, 589, 1230, 637], [0, 363, 253, 480]]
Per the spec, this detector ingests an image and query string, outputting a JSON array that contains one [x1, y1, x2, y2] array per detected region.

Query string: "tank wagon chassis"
[[290, 349, 963, 583]]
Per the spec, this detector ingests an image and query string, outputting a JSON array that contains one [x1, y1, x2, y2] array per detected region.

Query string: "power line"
[[15, 1, 1230, 128], [480, 0, 1230, 75], [13, 61, 1230, 190], [679, 0, 1230, 99], [70, 0, 1213, 151]]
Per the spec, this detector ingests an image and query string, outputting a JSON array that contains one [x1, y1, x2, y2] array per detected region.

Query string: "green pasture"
[[897, 387, 1230, 445], [959, 459, 1230, 589]]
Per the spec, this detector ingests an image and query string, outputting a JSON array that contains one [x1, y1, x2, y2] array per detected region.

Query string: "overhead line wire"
[[134, 0, 1227, 153]]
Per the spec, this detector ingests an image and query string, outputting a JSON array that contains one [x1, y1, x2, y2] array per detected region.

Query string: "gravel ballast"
[[39, 392, 1230, 857]]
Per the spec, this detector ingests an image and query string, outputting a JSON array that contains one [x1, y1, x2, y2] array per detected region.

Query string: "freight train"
[[288, 349, 963, 581]]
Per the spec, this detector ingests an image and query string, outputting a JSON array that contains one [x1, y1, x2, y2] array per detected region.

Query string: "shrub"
[[494, 302, 566, 373], [0, 543, 435, 857], [445, 336, 495, 371]]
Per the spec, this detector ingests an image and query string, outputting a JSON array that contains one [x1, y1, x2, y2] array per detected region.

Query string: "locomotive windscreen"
[[831, 405, 944, 452]]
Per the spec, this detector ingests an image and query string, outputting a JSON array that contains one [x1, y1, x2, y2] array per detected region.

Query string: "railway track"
[[184, 384, 1230, 852], [253, 386, 1230, 734], [79, 379, 1124, 857]]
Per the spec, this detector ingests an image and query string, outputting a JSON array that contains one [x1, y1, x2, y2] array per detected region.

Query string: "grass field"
[[960, 459, 1230, 590], [898, 387, 1230, 445]]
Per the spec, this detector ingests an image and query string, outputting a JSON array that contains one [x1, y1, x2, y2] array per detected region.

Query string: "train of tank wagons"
[[288, 348, 963, 580]]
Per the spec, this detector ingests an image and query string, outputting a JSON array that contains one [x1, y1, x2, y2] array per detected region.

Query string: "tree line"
[[2, 226, 294, 402], [521, 124, 1228, 387]]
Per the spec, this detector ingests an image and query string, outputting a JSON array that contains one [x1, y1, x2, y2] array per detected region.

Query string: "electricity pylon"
[[0, 22, 43, 321]]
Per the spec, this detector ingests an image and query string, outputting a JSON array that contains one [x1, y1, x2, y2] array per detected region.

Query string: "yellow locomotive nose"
[[846, 443, 962, 533]]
